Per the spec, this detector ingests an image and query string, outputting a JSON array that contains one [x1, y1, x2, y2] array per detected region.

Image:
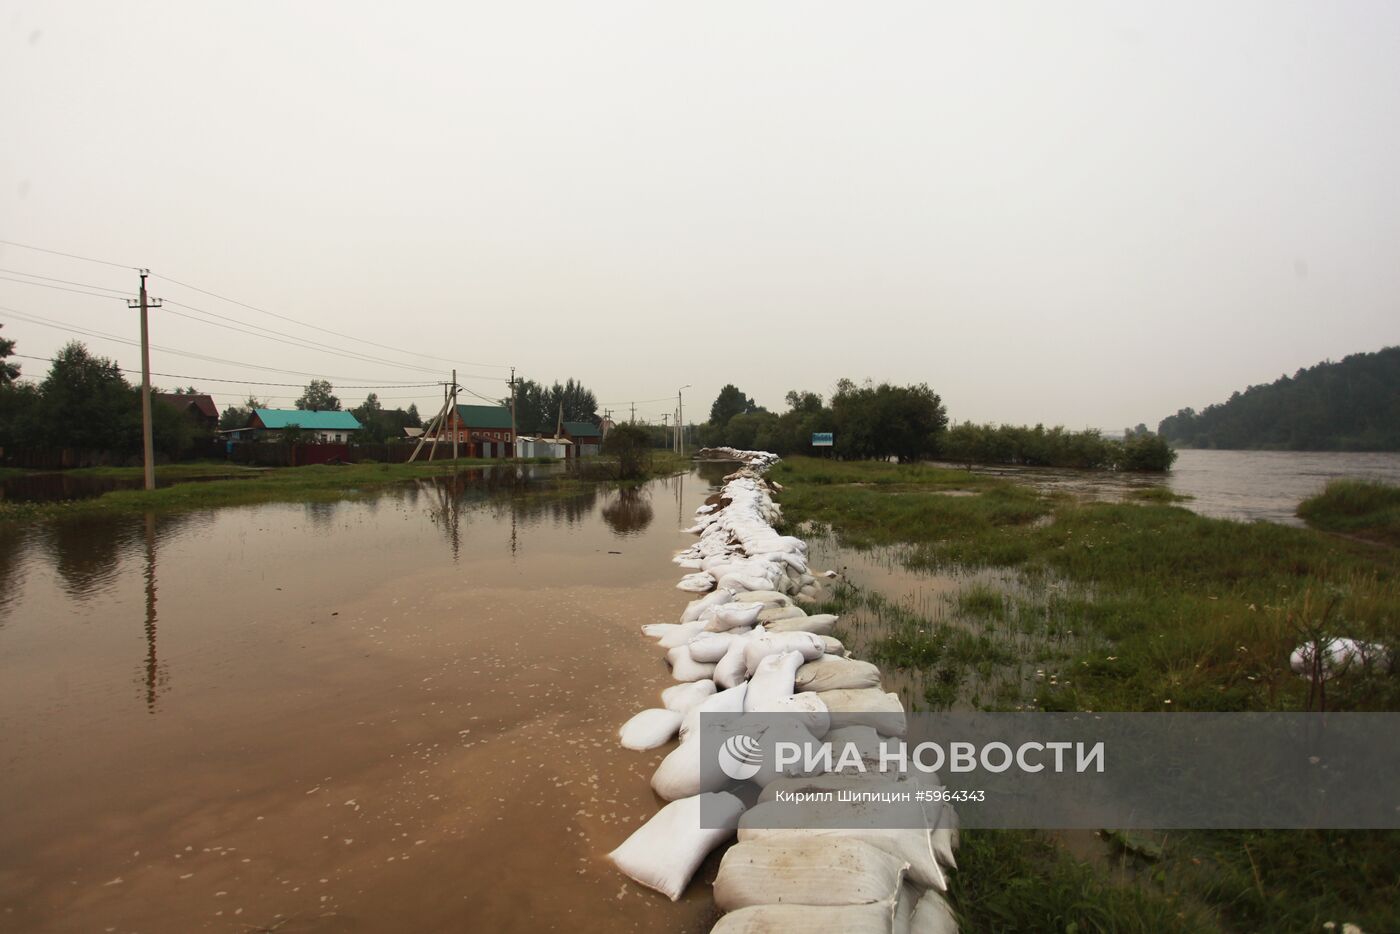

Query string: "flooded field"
[[935, 449, 1400, 525], [0, 465, 733, 933], [803, 535, 1094, 714]]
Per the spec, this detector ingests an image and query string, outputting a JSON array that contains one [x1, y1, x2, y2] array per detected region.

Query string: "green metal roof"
[[454, 404, 514, 429], [253, 408, 363, 430], [564, 420, 601, 438]]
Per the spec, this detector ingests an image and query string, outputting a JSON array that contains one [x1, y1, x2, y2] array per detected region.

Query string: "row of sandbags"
[[609, 449, 960, 933]]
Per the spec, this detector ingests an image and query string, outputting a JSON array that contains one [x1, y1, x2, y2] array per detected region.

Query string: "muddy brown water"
[[0, 466, 735, 933]]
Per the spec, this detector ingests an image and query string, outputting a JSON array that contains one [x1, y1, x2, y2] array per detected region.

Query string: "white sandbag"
[[818, 689, 907, 736], [619, 708, 683, 750], [658, 619, 709, 648], [744, 631, 826, 675], [667, 645, 717, 682], [744, 650, 803, 712], [650, 737, 728, 800], [713, 837, 909, 911], [795, 655, 882, 692], [719, 573, 778, 593], [677, 572, 717, 593], [714, 638, 751, 690], [711, 903, 895, 934], [662, 679, 716, 714], [762, 691, 831, 738], [643, 622, 683, 639], [745, 719, 825, 788], [688, 631, 734, 663], [681, 589, 734, 623], [739, 590, 795, 609], [737, 822, 946, 893], [824, 725, 885, 766], [680, 682, 749, 739], [910, 889, 958, 934], [765, 614, 839, 636], [759, 605, 808, 623], [608, 791, 745, 901], [707, 601, 764, 631], [1289, 637, 1391, 678]]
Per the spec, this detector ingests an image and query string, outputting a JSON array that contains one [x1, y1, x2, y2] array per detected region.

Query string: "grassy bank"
[[1299, 479, 1400, 546], [773, 456, 1398, 932]]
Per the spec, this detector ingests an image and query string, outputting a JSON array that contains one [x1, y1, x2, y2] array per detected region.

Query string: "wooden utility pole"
[[408, 383, 453, 463], [451, 369, 459, 462], [508, 366, 517, 458], [127, 270, 162, 490], [630, 401, 636, 423]]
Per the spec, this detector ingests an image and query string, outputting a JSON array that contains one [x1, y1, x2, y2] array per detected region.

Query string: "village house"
[[245, 408, 363, 443], [153, 392, 219, 432], [561, 421, 603, 457], [430, 404, 515, 457]]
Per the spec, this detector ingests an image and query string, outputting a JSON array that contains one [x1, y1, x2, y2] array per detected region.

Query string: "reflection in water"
[[0, 523, 25, 618], [140, 512, 168, 712], [42, 518, 138, 598], [303, 500, 340, 528], [601, 488, 655, 536]]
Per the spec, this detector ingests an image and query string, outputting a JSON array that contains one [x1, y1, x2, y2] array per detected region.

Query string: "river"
[[936, 449, 1400, 525], [0, 464, 736, 933]]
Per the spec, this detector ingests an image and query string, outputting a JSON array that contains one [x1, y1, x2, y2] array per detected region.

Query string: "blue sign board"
[[812, 432, 834, 447]]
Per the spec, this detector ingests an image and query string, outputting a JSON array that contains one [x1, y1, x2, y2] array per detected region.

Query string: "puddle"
[[0, 468, 722, 933]]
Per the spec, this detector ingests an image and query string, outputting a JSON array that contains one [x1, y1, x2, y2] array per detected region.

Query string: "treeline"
[[698, 380, 1175, 471], [941, 423, 1176, 471], [499, 378, 599, 435], [1158, 346, 1400, 450], [698, 380, 947, 462], [0, 342, 202, 456]]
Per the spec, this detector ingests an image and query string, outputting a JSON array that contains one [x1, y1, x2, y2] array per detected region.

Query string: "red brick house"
[[430, 404, 515, 457]]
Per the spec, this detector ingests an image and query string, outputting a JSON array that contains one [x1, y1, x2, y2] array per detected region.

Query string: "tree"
[[296, 379, 340, 411], [830, 379, 947, 462], [709, 384, 760, 427], [219, 394, 265, 431], [0, 324, 18, 386], [602, 422, 652, 480], [39, 342, 139, 451], [502, 377, 598, 434]]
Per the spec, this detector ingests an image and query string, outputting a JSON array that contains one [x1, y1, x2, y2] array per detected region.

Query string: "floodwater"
[[935, 448, 1400, 525], [0, 465, 734, 933]]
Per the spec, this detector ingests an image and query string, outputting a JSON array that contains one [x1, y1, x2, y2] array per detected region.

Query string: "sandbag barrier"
[[609, 447, 960, 933]]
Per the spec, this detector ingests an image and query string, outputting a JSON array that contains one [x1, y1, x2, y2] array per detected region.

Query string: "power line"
[[598, 394, 676, 406], [0, 238, 138, 270], [9, 352, 438, 389], [152, 272, 513, 372], [0, 305, 449, 385], [0, 270, 504, 381], [0, 238, 518, 380], [0, 267, 130, 295], [0, 274, 130, 302]]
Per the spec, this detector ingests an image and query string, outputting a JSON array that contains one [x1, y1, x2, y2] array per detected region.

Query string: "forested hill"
[[1157, 346, 1400, 450]]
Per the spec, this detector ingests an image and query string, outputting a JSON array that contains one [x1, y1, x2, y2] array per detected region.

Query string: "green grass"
[[775, 456, 1400, 932], [1299, 479, 1400, 546]]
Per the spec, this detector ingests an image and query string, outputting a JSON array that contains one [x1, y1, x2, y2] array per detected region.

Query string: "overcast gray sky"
[[3, 1, 1398, 429]]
